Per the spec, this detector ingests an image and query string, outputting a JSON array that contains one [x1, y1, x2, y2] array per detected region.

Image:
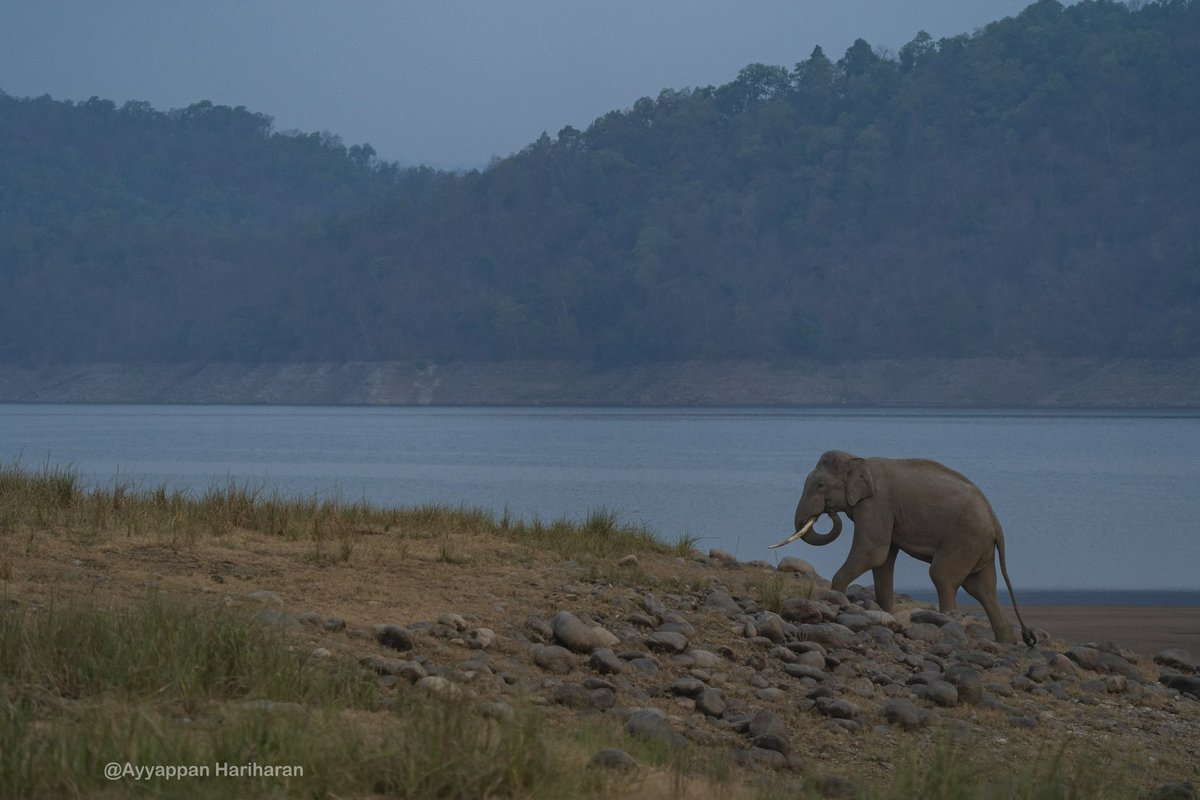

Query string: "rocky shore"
[[9, 484, 1198, 797], [3, 357, 1200, 406], [246, 550, 1200, 797]]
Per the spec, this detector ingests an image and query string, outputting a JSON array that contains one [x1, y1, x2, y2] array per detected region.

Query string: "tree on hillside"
[[1, 0, 1197, 365]]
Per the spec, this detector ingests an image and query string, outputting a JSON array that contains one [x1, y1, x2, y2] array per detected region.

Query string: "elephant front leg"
[[871, 545, 900, 612], [830, 538, 892, 596]]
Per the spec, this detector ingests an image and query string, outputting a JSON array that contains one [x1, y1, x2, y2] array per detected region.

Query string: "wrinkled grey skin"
[[788, 450, 1034, 646]]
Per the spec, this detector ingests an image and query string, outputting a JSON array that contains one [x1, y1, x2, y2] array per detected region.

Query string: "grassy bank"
[[0, 597, 1137, 800], [0, 462, 1174, 798], [0, 596, 602, 799], [0, 461, 697, 564]]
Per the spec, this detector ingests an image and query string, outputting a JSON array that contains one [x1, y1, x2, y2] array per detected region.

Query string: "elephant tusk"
[[768, 515, 817, 549]]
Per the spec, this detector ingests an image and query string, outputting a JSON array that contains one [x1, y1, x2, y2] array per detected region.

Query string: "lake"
[[1, 404, 1197, 597]]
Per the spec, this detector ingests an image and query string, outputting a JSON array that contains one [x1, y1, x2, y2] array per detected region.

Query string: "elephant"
[[771, 449, 1035, 646]]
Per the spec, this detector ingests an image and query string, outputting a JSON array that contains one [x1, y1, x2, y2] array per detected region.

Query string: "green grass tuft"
[[0, 594, 378, 712], [500, 506, 695, 561], [0, 595, 588, 799], [0, 462, 690, 562], [878, 738, 1138, 800]]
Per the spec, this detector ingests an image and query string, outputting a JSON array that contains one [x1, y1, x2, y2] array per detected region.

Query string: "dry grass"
[[0, 595, 597, 799], [0, 462, 696, 563], [0, 462, 1189, 799]]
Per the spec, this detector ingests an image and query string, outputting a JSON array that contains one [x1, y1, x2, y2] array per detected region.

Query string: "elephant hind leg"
[[962, 562, 1015, 644]]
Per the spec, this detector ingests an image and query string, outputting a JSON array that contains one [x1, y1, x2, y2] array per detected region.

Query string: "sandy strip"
[[1020, 605, 1200, 658]]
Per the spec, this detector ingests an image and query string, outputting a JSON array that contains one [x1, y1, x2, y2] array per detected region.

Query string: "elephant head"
[[770, 450, 873, 549]]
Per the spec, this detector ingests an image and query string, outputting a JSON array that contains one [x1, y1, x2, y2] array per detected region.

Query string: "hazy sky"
[[2, 1, 1036, 169]]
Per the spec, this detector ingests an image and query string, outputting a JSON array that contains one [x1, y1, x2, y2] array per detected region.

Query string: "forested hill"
[[2, 0, 1198, 368], [0, 94, 406, 362]]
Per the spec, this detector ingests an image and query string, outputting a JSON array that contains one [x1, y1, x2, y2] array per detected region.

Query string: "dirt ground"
[[13, 525, 1194, 660], [1025, 605, 1200, 658], [5, 524, 1199, 797]]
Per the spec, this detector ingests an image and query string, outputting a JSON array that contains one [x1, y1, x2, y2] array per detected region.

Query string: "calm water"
[[1, 405, 1197, 595]]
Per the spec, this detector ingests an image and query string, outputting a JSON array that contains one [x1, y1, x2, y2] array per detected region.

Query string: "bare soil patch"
[[1026, 605, 1200, 658]]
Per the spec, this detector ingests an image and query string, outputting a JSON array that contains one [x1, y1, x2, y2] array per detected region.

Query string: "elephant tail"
[[996, 527, 1036, 647]]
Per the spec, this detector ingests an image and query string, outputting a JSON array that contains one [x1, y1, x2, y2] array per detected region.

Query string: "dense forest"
[[2, 0, 1197, 366]]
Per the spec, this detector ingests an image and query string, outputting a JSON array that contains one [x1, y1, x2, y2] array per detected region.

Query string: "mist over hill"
[[2, 0, 1197, 379]]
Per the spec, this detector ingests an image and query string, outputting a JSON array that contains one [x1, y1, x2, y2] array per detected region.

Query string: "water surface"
[[2, 405, 1196, 595]]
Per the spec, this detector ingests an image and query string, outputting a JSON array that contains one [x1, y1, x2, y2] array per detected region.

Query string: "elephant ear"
[[845, 458, 875, 507]]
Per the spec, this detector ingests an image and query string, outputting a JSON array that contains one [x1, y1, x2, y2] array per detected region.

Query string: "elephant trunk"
[[800, 512, 843, 546], [768, 512, 843, 550]]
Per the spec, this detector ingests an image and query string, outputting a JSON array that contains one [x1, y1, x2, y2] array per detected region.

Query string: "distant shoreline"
[[903, 590, 1200, 608], [1018, 605, 1200, 657], [2, 357, 1199, 407], [900, 592, 1200, 656]]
